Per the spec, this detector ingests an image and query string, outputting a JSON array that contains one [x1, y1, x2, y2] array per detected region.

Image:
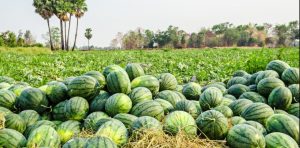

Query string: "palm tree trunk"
[[67, 14, 72, 51], [88, 39, 90, 50], [72, 17, 79, 51], [64, 22, 68, 51], [47, 19, 54, 51], [60, 20, 65, 50]]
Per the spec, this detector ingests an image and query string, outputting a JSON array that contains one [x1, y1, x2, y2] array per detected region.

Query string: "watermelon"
[[67, 75, 100, 101], [257, 77, 285, 97], [0, 107, 12, 116], [125, 63, 145, 81], [175, 85, 183, 92], [226, 124, 265, 148], [274, 109, 289, 115], [239, 92, 266, 103], [128, 87, 152, 105], [84, 112, 109, 131], [229, 99, 253, 116], [230, 116, 246, 126], [130, 100, 164, 121], [0, 90, 16, 109], [233, 70, 248, 77], [255, 70, 279, 84], [249, 71, 263, 85], [19, 110, 40, 126], [0, 82, 10, 90], [266, 114, 299, 143], [242, 121, 267, 135], [191, 100, 202, 115], [96, 120, 128, 146], [103, 65, 124, 78], [268, 86, 292, 110], [8, 83, 31, 97], [105, 93, 132, 117], [213, 105, 233, 118], [63, 77, 76, 86], [113, 113, 137, 129], [174, 100, 200, 118], [153, 99, 174, 114], [248, 84, 257, 92], [5, 113, 26, 133], [227, 77, 248, 88], [241, 103, 274, 126], [131, 75, 160, 95], [0, 76, 15, 84], [199, 87, 223, 111], [43, 81, 68, 104], [220, 98, 234, 106], [227, 84, 250, 98], [163, 111, 197, 136], [94, 118, 116, 130], [158, 73, 178, 91], [65, 97, 89, 121], [83, 71, 106, 89], [243, 74, 252, 84], [201, 83, 227, 94], [24, 120, 57, 138], [90, 90, 110, 112], [27, 125, 61, 148], [265, 132, 298, 148], [107, 70, 131, 94], [17, 88, 49, 113], [224, 94, 236, 100], [282, 67, 299, 85], [63, 138, 88, 148], [84, 136, 117, 148], [155, 90, 186, 106], [266, 60, 290, 76], [288, 84, 299, 103], [0, 128, 27, 148], [57, 120, 81, 144], [52, 120, 63, 127], [182, 82, 202, 100], [53, 100, 67, 121], [132, 116, 161, 131], [196, 110, 228, 140], [287, 103, 299, 118]]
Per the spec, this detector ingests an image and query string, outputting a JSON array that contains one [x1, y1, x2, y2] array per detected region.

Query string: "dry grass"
[[0, 113, 5, 129]]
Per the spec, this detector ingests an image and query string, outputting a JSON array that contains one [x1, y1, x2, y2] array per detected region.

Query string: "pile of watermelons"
[[0, 60, 299, 148]]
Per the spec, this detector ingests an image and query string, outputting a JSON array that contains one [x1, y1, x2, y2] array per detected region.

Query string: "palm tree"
[[72, 0, 87, 51], [85, 28, 92, 50], [33, 0, 54, 50], [66, 1, 74, 51]]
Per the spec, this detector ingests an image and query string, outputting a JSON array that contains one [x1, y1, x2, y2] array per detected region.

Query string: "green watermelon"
[[5, 113, 26, 133], [196, 110, 228, 140], [243, 74, 252, 85], [174, 100, 200, 118], [220, 98, 234, 106], [241, 103, 274, 126], [233, 70, 248, 77], [94, 118, 116, 130], [266, 114, 299, 143], [191, 100, 202, 115], [130, 100, 164, 121], [213, 105, 233, 118], [242, 121, 267, 135], [67, 75, 100, 101], [158, 73, 178, 91], [105, 93, 132, 117], [131, 75, 160, 95], [287, 103, 299, 118], [84, 112, 109, 131], [23, 120, 57, 138], [132, 116, 161, 131], [257, 77, 285, 97], [0, 82, 10, 90], [43, 81, 68, 104], [57, 120, 81, 144], [229, 99, 253, 116], [282, 67, 299, 85], [0, 90, 16, 109], [227, 124, 265, 148], [288, 84, 299, 103], [249, 71, 263, 85], [266, 60, 290, 76], [155, 90, 186, 106], [8, 83, 31, 97], [0, 76, 15, 84], [182, 82, 202, 100], [199, 87, 223, 111], [274, 109, 289, 115], [107, 70, 131, 94], [63, 77, 76, 86], [268, 86, 292, 110], [90, 90, 110, 112], [113, 113, 137, 129], [248, 84, 257, 92], [223, 94, 237, 100], [53, 100, 67, 121], [213, 82, 226, 87], [129, 87, 152, 105], [227, 84, 250, 98], [65, 97, 89, 121], [0, 128, 27, 147], [176, 85, 183, 92], [83, 71, 106, 89], [227, 77, 248, 88], [125, 63, 145, 81], [27, 125, 61, 148], [17, 88, 49, 113], [153, 99, 174, 115], [163, 111, 197, 136], [230, 116, 246, 126], [239, 92, 266, 103], [265, 132, 298, 148], [96, 120, 128, 146], [0, 107, 12, 116], [201, 83, 227, 94], [103, 64, 124, 78], [255, 70, 279, 84], [19, 110, 40, 126], [84, 136, 117, 148], [63, 138, 88, 148]]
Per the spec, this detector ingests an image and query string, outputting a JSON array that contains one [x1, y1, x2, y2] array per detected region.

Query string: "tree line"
[[0, 30, 43, 47], [111, 21, 299, 49]]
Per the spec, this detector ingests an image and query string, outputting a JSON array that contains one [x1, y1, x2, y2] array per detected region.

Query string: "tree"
[[33, 0, 54, 50], [274, 24, 289, 46], [16, 30, 25, 47], [288, 21, 299, 40], [24, 30, 35, 45], [223, 28, 240, 46], [72, 0, 87, 51], [85, 28, 92, 50], [43, 27, 61, 49]]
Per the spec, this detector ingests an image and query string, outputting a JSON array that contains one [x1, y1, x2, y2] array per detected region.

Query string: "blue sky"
[[0, 0, 299, 47]]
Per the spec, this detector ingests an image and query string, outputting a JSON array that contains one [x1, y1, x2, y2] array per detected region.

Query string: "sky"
[[0, 0, 299, 47]]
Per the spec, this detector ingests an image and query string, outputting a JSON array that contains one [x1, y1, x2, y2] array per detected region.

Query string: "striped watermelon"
[[0, 90, 16, 109], [229, 99, 253, 116], [265, 132, 298, 148], [94, 118, 116, 130], [125, 63, 145, 81], [220, 98, 234, 106], [84, 112, 109, 131], [90, 90, 110, 112], [83, 71, 106, 89], [213, 105, 233, 118], [63, 138, 87, 148], [282, 67, 299, 85], [257, 77, 285, 97], [239, 92, 266, 103], [230, 116, 246, 126], [57, 120, 81, 144], [63, 77, 76, 86], [84, 136, 117, 148], [182, 82, 202, 100], [199, 87, 223, 111], [255, 70, 279, 84], [27, 125, 61, 148], [103, 65, 125, 78], [196, 110, 228, 140], [43, 81, 68, 104], [5, 113, 26, 133], [65, 97, 89, 121], [268, 86, 292, 110], [17, 88, 49, 113], [176, 85, 183, 92], [0, 82, 10, 90], [191, 100, 202, 115], [130, 100, 164, 121], [131, 75, 160, 95], [19, 110, 40, 126], [8, 83, 31, 97], [24, 120, 57, 138], [248, 84, 257, 92], [0, 107, 12, 116], [274, 109, 289, 115], [224, 94, 237, 100], [227, 124, 265, 148], [241, 103, 274, 126], [67, 76, 100, 101], [227, 77, 248, 88], [233, 70, 248, 77], [132, 116, 161, 131], [0, 128, 27, 148], [53, 100, 67, 121], [158, 73, 178, 91], [287, 103, 299, 118], [201, 83, 227, 94], [175, 100, 200, 118], [155, 90, 186, 106], [163, 111, 197, 136], [153, 99, 174, 115], [129, 87, 152, 105], [105, 93, 132, 117], [227, 84, 250, 98], [113, 113, 137, 129], [107, 70, 131, 94], [249, 71, 263, 85], [0, 76, 15, 84], [288, 84, 299, 103], [242, 121, 267, 135], [266, 60, 290, 76]]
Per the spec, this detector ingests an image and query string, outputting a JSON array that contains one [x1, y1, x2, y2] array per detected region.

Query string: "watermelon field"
[[0, 47, 300, 148]]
